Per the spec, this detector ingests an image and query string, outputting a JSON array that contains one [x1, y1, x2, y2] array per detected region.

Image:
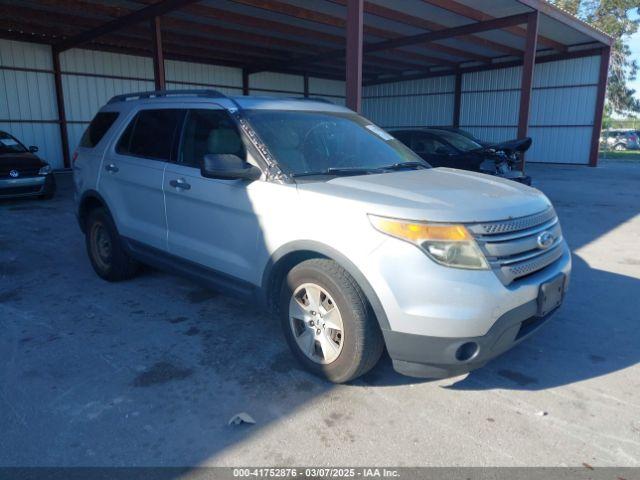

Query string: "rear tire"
[[278, 258, 384, 383], [614, 143, 626, 151], [85, 207, 139, 282]]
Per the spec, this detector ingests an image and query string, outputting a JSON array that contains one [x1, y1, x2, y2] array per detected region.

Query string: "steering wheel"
[[301, 121, 358, 169]]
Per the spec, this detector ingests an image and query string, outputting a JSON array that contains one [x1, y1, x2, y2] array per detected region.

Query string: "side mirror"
[[201, 154, 261, 181], [29, 146, 39, 153]]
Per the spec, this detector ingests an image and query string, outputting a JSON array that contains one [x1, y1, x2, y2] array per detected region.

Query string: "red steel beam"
[[421, 0, 566, 52], [265, 12, 531, 72], [588, 47, 611, 167], [52, 49, 70, 168], [346, 0, 363, 112], [517, 11, 539, 172], [150, 17, 165, 90], [54, 0, 202, 52]]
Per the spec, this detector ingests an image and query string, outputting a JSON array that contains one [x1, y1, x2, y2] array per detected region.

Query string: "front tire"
[[85, 207, 139, 282], [279, 258, 384, 383]]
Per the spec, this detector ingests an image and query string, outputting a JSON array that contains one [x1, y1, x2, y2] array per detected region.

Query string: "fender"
[[77, 189, 113, 233], [262, 240, 390, 330]]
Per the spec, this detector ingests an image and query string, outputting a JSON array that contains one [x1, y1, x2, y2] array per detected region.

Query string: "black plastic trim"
[[384, 299, 560, 378], [122, 237, 257, 300]]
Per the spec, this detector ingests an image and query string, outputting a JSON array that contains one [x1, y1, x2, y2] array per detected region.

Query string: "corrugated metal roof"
[[0, 0, 613, 82]]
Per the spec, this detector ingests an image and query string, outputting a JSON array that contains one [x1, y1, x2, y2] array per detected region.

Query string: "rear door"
[[163, 106, 262, 281], [99, 107, 185, 251]]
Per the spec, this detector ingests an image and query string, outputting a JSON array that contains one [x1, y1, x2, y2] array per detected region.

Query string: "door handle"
[[105, 163, 119, 173], [169, 178, 191, 190]]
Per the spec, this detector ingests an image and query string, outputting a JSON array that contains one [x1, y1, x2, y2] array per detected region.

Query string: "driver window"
[[413, 136, 449, 155], [180, 109, 245, 168]]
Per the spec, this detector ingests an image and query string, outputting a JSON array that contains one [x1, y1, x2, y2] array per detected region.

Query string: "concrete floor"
[[1, 162, 639, 467]]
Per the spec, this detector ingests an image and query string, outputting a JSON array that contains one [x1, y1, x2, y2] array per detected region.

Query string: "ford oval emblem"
[[537, 231, 554, 249], [9, 169, 19, 178]]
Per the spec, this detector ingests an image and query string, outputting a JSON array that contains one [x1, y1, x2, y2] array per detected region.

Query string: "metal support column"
[[517, 11, 539, 172], [52, 49, 70, 168], [151, 16, 165, 90], [589, 46, 611, 167], [345, 0, 363, 112]]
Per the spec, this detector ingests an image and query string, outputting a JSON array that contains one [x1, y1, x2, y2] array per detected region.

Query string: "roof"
[[1, 0, 614, 83]]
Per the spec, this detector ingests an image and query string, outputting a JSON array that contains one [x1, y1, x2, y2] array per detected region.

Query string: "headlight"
[[39, 165, 52, 175], [368, 215, 489, 270]]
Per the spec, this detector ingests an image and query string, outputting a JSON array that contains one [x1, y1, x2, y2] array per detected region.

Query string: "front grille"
[[469, 208, 564, 285], [0, 168, 40, 178]]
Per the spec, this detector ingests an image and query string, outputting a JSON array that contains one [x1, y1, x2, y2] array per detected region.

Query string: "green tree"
[[550, 0, 640, 115]]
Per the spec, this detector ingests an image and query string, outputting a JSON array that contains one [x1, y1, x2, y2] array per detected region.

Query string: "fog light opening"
[[455, 342, 479, 362]]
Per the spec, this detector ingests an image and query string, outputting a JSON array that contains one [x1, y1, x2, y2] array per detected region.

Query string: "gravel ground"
[[1, 161, 639, 467]]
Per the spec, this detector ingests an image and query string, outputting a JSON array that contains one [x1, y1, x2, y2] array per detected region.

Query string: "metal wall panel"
[[0, 40, 62, 168], [0, 69, 58, 120], [459, 56, 600, 164], [364, 75, 455, 96], [533, 55, 600, 87], [165, 60, 242, 88], [60, 48, 152, 79], [462, 66, 522, 91], [249, 71, 304, 94], [308, 77, 344, 97], [528, 126, 592, 164], [62, 75, 154, 122], [460, 91, 520, 127], [530, 86, 597, 125], [0, 39, 52, 70], [362, 94, 454, 127], [362, 75, 455, 127], [165, 82, 242, 96]]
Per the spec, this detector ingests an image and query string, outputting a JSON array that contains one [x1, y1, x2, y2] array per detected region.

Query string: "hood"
[[0, 152, 45, 174], [297, 167, 551, 223], [487, 137, 532, 154]]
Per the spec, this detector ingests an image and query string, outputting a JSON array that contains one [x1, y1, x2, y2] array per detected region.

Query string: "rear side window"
[[80, 112, 119, 148], [116, 109, 184, 161]]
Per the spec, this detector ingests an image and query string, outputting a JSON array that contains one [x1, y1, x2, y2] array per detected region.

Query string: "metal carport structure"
[[0, 0, 613, 169]]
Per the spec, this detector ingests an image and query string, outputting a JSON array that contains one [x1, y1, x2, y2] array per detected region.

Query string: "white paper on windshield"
[[365, 124, 394, 141], [0, 139, 19, 146]]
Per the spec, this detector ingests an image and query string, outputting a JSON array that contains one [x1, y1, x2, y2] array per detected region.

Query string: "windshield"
[[243, 110, 427, 176], [432, 130, 483, 152], [0, 132, 27, 154]]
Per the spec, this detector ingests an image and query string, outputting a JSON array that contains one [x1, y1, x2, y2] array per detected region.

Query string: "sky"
[[628, 10, 640, 105]]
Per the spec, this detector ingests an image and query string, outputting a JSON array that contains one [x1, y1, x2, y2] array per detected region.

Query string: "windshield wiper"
[[292, 167, 384, 177], [379, 161, 428, 170]]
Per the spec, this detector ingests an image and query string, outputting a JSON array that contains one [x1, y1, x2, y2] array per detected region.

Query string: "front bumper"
[[0, 174, 55, 198], [362, 236, 571, 378], [384, 299, 559, 378]]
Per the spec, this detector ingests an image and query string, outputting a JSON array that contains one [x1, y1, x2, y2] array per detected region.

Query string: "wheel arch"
[[77, 190, 112, 233], [261, 240, 390, 330]]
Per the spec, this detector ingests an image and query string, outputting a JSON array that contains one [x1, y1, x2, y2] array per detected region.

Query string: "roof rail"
[[107, 89, 227, 104], [284, 96, 334, 104]]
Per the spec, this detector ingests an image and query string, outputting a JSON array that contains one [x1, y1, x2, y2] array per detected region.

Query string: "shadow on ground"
[[1, 162, 639, 466]]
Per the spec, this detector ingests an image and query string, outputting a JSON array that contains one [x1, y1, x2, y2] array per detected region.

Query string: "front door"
[[163, 107, 261, 282]]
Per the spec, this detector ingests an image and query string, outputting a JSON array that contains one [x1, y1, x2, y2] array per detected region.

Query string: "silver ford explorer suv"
[[73, 90, 571, 383]]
